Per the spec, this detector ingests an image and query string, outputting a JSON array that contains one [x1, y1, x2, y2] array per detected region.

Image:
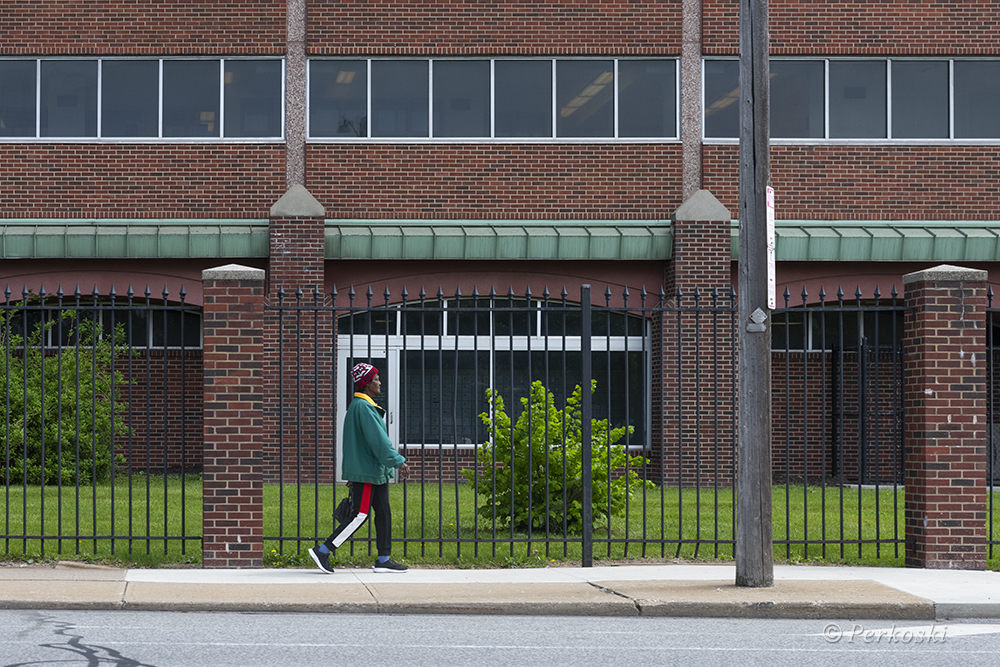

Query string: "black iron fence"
[[771, 285, 908, 561], [1, 284, 202, 562], [6, 280, 993, 565], [985, 291, 1000, 560]]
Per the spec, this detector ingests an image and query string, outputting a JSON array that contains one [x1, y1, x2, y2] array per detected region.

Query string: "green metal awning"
[[3, 218, 998, 263], [761, 220, 1000, 262], [0, 219, 268, 258], [326, 220, 673, 261]]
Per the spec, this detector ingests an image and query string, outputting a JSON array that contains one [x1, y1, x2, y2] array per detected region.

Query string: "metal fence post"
[[581, 285, 593, 567]]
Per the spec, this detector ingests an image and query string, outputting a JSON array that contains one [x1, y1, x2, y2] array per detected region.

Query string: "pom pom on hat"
[[351, 363, 378, 390]]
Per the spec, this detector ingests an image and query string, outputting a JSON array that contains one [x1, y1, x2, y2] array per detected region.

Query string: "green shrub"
[[2, 310, 130, 485], [467, 379, 651, 534]]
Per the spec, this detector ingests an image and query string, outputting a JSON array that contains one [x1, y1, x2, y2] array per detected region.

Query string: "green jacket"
[[341, 392, 406, 485]]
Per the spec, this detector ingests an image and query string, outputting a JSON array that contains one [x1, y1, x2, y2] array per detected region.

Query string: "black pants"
[[323, 482, 393, 557]]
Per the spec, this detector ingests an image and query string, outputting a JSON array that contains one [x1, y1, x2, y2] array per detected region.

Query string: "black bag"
[[333, 495, 354, 525]]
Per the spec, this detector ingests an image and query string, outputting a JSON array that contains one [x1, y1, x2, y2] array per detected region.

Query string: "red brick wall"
[[704, 145, 1000, 222], [308, 1, 681, 55], [1, 1, 285, 54], [704, 1, 1000, 55], [116, 350, 204, 472], [308, 145, 684, 219], [903, 270, 988, 569], [0, 145, 286, 219]]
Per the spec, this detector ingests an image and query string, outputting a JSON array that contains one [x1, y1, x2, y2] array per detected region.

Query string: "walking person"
[[309, 362, 410, 574]]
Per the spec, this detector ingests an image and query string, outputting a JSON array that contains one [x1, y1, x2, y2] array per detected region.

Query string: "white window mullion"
[[158, 59, 164, 138], [35, 59, 41, 138], [948, 59, 955, 140], [823, 59, 830, 139], [613, 59, 619, 138], [96, 59, 103, 138], [367, 59, 372, 139], [219, 59, 226, 138], [886, 59, 893, 140], [428, 59, 434, 138], [490, 59, 495, 138], [551, 59, 557, 139]]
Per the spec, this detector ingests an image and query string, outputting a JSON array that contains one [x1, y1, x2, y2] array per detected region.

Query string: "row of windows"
[[309, 59, 678, 140], [706, 58, 1000, 140], [0, 59, 283, 139], [3, 57, 999, 141], [2, 308, 202, 349]]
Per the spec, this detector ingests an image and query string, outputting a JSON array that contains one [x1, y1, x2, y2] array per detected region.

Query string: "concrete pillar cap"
[[902, 264, 988, 285], [202, 264, 266, 281], [672, 190, 731, 222], [270, 184, 325, 218]]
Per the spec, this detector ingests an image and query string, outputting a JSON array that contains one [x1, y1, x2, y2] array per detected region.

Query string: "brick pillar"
[[202, 264, 266, 568], [903, 264, 988, 570], [653, 190, 735, 486], [264, 186, 335, 484]]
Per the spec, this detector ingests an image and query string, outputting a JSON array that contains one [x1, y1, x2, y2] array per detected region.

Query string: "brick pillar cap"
[[270, 184, 325, 218], [203, 264, 266, 281], [902, 264, 987, 285], [672, 189, 731, 222]]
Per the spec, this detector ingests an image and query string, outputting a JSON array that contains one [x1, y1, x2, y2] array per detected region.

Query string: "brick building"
[[2, 1, 999, 487]]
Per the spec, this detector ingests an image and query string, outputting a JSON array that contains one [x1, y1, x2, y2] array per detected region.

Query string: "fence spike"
[[855, 285, 863, 300], [471, 285, 479, 298], [57, 284, 64, 299], [560, 285, 568, 300], [366, 285, 374, 303], [127, 284, 134, 298], [874, 285, 881, 302], [419, 286, 426, 300], [144, 284, 152, 299], [489, 286, 497, 298], [525, 285, 532, 299], [454, 285, 462, 299], [837, 285, 844, 301], [400, 285, 408, 301], [818, 285, 826, 303], [506, 285, 515, 298], [76, 284, 83, 298], [437, 286, 445, 300], [161, 284, 169, 300], [542, 285, 550, 300], [109, 285, 116, 299], [800, 285, 807, 303], [891, 284, 898, 300]]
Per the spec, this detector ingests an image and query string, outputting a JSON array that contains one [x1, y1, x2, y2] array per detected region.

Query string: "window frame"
[[0, 57, 285, 142], [703, 56, 1000, 144], [307, 57, 680, 143], [336, 297, 652, 452]]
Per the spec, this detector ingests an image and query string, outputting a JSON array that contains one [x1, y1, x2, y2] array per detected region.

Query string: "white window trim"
[[307, 56, 681, 144], [0, 56, 285, 143]]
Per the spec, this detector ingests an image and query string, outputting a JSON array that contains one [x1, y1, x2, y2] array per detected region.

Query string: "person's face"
[[365, 373, 381, 396]]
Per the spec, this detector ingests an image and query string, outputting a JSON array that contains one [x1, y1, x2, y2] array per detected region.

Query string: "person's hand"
[[398, 463, 410, 481]]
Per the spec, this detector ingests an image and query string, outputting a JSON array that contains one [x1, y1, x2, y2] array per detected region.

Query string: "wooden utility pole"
[[736, 0, 773, 587]]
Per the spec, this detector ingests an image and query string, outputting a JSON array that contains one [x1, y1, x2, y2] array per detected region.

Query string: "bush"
[[1, 310, 130, 485], [467, 379, 651, 534]]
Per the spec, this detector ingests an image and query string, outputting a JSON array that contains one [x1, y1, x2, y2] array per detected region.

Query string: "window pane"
[[829, 60, 887, 139], [310, 60, 367, 137], [0, 60, 36, 137], [892, 61, 948, 138], [770, 60, 824, 139], [556, 60, 614, 138], [101, 60, 158, 138], [618, 60, 676, 138], [495, 60, 551, 138], [152, 309, 202, 348], [224, 60, 282, 138], [954, 60, 1000, 139], [371, 60, 428, 138], [40, 60, 97, 137], [163, 60, 220, 138], [704, 59, 739, 138], [401, 350, 489, 445], [433, 60, 489, 138]]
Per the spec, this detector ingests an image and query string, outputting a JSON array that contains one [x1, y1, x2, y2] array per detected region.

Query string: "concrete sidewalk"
[[1, 562, 998, 619]]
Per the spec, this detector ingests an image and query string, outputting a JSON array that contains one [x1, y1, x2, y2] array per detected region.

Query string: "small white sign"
[[766, 186, 776, 309]]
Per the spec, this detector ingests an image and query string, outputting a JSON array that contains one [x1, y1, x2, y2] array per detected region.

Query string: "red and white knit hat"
[[351, 362, 378, 390]]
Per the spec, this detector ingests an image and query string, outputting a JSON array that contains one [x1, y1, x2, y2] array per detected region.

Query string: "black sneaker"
[[373, 558, 408, 573], [309, 546, 335, 574]]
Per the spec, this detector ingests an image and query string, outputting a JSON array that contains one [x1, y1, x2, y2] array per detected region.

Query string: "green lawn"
[[2, 478, 999, 570]]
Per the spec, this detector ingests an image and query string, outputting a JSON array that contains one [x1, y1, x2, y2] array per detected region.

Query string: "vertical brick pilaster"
[[653, 190, 735, 486], [202, 265, 266, 568], [263, 186, 335, 484], [903, 265, 988, 570]]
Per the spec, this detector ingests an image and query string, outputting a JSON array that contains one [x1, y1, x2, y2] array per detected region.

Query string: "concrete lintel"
[[902, 264, 988, 285], [672, 189, 731, 223], [202, 264, 266, 282], [270, 184, 325, 218]]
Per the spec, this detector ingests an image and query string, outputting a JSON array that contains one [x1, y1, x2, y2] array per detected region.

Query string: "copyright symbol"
[[822, 623, 842, 643]]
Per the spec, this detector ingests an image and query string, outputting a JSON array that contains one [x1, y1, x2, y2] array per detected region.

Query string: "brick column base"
[[903, 265, 988, 570], [202, 264, 266, 568]]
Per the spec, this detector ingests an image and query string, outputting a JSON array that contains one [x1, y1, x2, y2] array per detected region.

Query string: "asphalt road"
[[2, 610, 1000, 667]]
